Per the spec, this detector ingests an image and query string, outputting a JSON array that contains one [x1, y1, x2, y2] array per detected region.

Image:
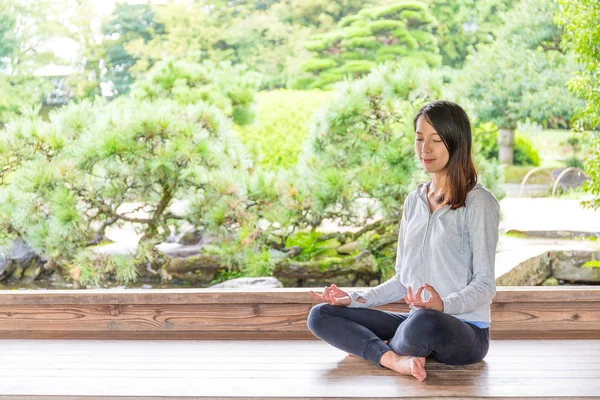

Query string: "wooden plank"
[[0, 339, 599, 398], [0, 286, 599, 305], [0, 288, 599, 340]]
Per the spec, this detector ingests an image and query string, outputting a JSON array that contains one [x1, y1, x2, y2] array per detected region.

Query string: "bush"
[[513, 134, 541, 166], [233, 90, 334, 169], [0, 98, 252, 286], [132, 59, 261, 125], [472, 121, 541, 166]]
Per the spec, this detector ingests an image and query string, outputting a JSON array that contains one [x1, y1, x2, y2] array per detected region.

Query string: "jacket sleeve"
[[441, 192, 500, 315], [347, 195, 411, 308]]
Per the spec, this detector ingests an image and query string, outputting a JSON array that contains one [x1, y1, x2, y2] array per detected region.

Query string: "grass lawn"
[[525, 129, 585, 168]]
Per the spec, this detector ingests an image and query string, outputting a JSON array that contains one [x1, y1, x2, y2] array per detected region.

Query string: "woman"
[[307, 100, 500, 382]]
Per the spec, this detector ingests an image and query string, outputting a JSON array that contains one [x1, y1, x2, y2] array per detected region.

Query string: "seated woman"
[[307, 100, 500, 382]]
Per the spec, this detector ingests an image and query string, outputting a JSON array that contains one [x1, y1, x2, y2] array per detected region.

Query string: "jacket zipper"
[[421, 203, 432, 302]]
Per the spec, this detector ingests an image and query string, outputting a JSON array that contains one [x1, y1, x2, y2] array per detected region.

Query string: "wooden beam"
[[0, 287, 598, 340]]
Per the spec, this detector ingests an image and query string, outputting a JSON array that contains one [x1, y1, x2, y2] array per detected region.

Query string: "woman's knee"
[[396, 309, 445, 343], [307, 303, 335, 335]]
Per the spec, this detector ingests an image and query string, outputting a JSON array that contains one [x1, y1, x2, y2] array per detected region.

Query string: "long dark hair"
[[413, 100, 477, 210]]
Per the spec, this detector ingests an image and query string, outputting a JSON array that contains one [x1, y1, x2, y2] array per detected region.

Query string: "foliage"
[[513, 135, 541, 166], [233, 90, 334, 169], [131, 59, 261, 125], [0, 0, 69, 123], [557, 0, 600, 210], [451, 0, 582, 129], [452, 40, 579, 129], [496, 0, 561, 51], [425, 0, 518, 68], [0, 99, 253, 285], [125, 1, 313, 90], [298, 1, 441, 89], [101, 3, 165, 97], [472, 121, 541, 166], [272, 0, 377, 31]]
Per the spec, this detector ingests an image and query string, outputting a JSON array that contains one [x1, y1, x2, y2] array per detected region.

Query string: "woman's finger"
[[331, 284, 345, 296], [407, 286, 416, 302], [403, 293, 412, 304], [414, 285, 425, 301], [309, 291, 325, 302], [424, 283, 440, 298], [323, 287, 332, 302]]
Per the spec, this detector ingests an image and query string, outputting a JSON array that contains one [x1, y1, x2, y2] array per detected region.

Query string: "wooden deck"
[[1, 287, 599, 398], [0, 339, 599, 398]]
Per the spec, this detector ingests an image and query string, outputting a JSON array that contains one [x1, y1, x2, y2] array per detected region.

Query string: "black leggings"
[[307, 303, 490, 367]]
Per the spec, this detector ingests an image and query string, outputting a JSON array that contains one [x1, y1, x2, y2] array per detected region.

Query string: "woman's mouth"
[[422, 158, 435, 164]]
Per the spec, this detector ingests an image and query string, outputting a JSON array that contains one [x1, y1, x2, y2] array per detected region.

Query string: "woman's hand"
[[310, 284, 351, 307], [403, 283, 444, 312]]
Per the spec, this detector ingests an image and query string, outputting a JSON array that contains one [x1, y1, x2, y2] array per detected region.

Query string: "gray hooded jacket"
[[348, 181, 500, 327]]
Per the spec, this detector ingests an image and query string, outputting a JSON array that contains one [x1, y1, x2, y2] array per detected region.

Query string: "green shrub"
[[514, 134, 541, 166], [472, 122, 541, 166], [132, 59, 261, 125], [233, 90, 334, 169], [0, 98, 252, 286]]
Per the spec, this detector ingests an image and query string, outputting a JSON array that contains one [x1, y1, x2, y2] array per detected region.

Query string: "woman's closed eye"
[[416, 139, 442, 143]]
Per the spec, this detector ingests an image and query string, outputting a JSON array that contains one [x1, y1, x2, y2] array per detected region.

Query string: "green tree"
[[298, 1, 441, 89], [425, 0, 518, 68], [0, 11, 16, 67], [557, 0, 600, 210], [452, 0, 582, 164], [62, 0, 109, 100], [0, 99, 252, 286], [272, 0, 376, 31], [131, 59, 261, 125], [0, 0, 68, 124], [101, 3, 165, 97]]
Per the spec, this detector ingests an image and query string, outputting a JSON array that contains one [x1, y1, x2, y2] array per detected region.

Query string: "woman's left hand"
[[404, 283, 444, 312]]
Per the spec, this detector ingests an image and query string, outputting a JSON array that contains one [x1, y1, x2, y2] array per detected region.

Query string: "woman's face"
[[414, 116, 449, 174]]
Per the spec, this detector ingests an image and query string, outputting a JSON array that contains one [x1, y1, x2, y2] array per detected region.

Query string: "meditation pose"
[[308, 100, 500, 382]]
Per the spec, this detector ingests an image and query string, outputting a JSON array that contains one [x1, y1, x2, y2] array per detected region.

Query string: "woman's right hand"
[[309, 284, 352, 306]]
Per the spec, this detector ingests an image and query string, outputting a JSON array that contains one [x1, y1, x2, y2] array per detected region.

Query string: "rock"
[[268, 249, 287, 262], [167, 254, 222, 274], [0, 253, 10, 277], [336, 241, 366, 255], [0, 240, 47, 283], [22, 262, 42, 284], [179, 231, 203, 246], [497, 250, 600, 285], [552, 250, 600, 283], [541, 277, 559, 286], [506, 230, 600, 240], [10, 239, 40, 266], [178, 231, 222, 246], [274, 250, 380, 287], [209, 277, 283, 289], [496, 252, 553, 286], [159, 244, 204, 259]]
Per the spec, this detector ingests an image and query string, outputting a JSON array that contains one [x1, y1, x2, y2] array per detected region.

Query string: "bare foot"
[[380, 350, 427, 382], [347, 340, 389, 357]]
